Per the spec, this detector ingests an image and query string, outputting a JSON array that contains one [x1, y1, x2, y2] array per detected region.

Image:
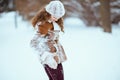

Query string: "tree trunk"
[[100, 0, 112, 33]]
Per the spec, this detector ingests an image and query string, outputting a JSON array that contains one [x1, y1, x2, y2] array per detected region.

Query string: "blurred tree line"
[[0, 0, 120, 33]]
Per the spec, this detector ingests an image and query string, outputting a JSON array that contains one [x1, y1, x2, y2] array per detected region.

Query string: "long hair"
[[31, 8, 64, 32]]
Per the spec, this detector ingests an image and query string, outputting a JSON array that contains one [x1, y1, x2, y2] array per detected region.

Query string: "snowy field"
[[0, 12, 120, 80]]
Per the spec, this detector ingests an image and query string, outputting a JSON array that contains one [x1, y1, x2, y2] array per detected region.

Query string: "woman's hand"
[[50, 46, 57, 53], [47, 41, 56, 53], [54, 56, 59, 63]]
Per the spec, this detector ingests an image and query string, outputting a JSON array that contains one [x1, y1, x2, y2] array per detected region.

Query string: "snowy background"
[[0, 12, 120, 80]]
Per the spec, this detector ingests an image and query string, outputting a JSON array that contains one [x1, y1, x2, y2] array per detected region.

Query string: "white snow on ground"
[[0, 12, 120, 80]]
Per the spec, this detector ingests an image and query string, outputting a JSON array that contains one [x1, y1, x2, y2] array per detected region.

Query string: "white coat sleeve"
[[30, 34, 58, 69]]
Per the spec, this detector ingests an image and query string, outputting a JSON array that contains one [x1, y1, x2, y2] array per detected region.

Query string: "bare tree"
[[0, 0, 8, 12], [14, 0, 50, 20], [100, 0, 111, 33]]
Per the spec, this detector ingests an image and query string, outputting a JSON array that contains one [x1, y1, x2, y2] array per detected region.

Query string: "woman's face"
[[50, 16, 59, 22]]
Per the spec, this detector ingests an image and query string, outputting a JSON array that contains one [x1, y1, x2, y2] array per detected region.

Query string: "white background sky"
[[0, 12, 120, 80]]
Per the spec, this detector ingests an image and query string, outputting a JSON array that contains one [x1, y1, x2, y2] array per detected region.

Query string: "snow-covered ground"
[[0, 12, 120, 80]]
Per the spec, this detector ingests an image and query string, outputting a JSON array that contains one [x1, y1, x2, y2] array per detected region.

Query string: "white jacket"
[[30, 31, 67, 69]]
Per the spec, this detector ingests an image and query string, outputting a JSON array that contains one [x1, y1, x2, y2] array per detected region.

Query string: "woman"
[[30, 1, 67, 80]]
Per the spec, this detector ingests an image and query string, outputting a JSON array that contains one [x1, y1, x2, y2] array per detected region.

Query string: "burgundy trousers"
[[44, 63, 64, 80]]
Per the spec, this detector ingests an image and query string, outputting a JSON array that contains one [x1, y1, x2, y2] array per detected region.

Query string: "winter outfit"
[[30, 1, 66, 80], [30, 23, 67, 69]]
